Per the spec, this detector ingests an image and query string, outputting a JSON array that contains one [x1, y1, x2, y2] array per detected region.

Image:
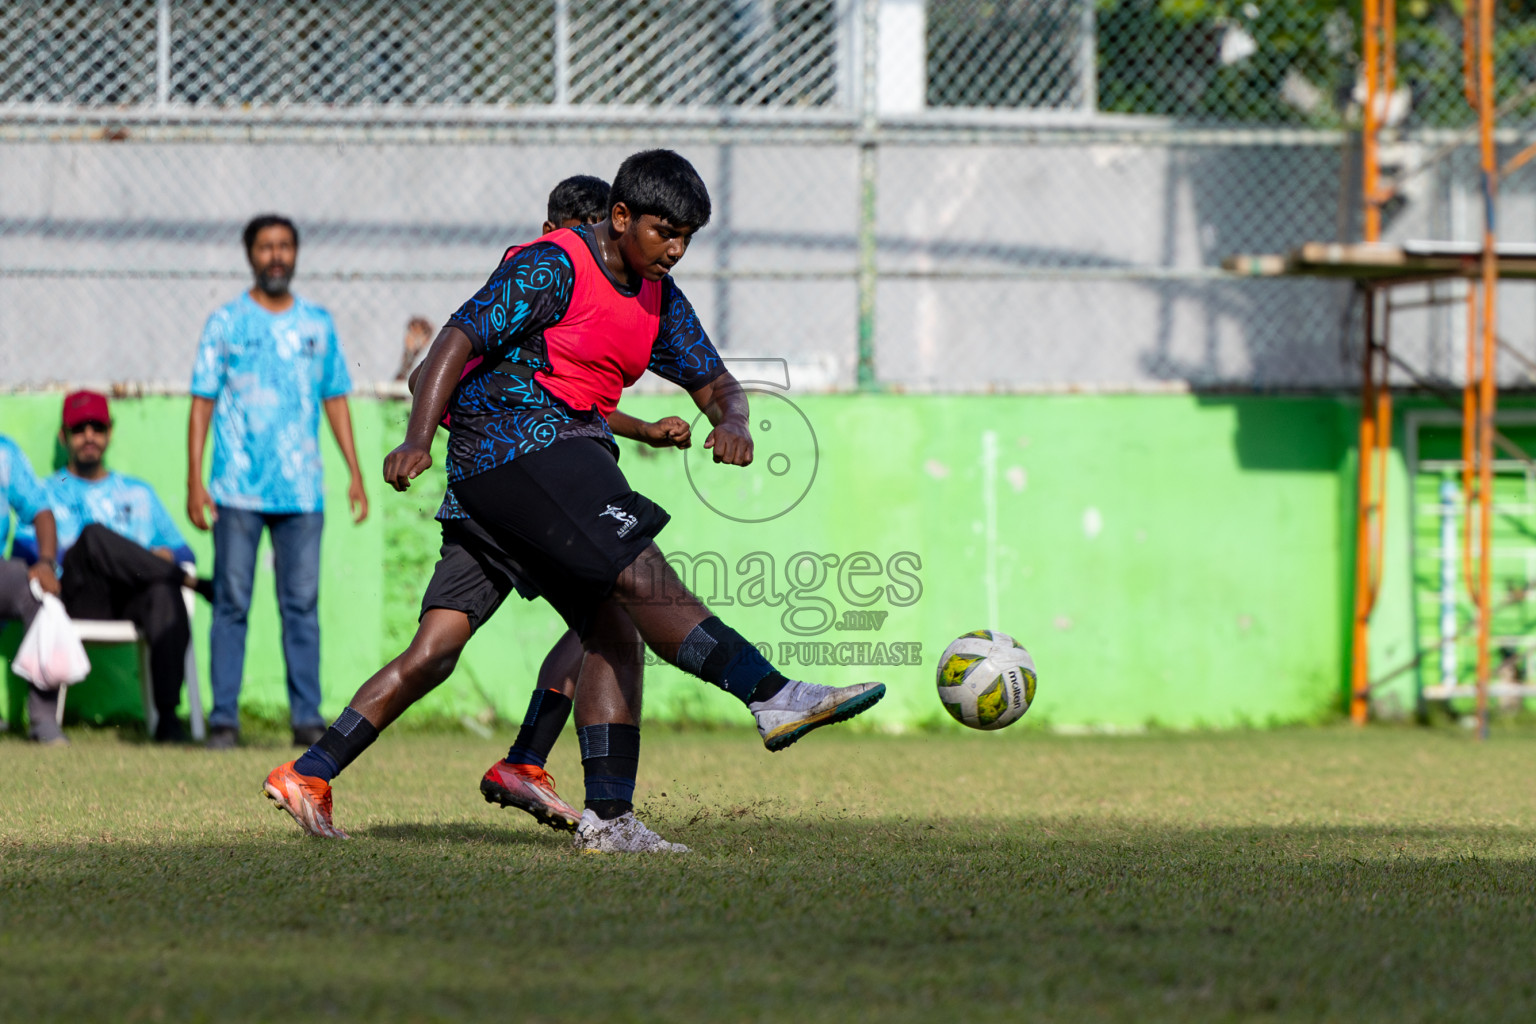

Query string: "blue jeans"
[[209, 506, 325, 730]]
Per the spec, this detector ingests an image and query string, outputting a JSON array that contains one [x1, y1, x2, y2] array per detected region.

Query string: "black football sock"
[[293, 707, 379, 783], [748, 672, 790, 705], [578, 723, 640, 821], [505, 688, 573, 767], [673, 616, 789, 706]]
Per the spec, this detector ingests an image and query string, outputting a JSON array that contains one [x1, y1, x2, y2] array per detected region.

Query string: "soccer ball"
[[936, 629, 1037, 730]]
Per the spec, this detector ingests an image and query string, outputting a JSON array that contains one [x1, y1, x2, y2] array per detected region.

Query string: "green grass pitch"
[[4, 724, 1536, 1021]]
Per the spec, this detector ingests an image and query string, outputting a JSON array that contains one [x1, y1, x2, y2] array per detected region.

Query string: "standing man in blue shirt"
[[16, 391, 208, 744], [187, 214, 369, 751], [0, 435, 61, 742]]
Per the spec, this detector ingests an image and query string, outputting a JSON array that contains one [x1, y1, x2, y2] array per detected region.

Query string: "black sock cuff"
[[315, 706, 380, 775], [695, 617, 748, 679], [332, 707, 375, 740], [583, 775, 638, 803], [577, 722, 640, 762], [586, 798, 633, 820], [683, 617, 779, 704], [527, 687, 573, 720], [676, 617, 723, 675], [507, 688, 573, 766], [749, 672, 789, 705]]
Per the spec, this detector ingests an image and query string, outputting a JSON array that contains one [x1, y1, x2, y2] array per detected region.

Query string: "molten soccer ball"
[[936, 629, 1037, 730]]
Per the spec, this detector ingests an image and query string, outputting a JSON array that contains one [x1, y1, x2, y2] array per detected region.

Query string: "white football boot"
[[748, 679, 887, 752], [572, 810, 689, 853]]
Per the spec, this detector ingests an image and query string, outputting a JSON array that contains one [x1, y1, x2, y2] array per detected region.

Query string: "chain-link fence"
[[2, 0, 1532, 392]]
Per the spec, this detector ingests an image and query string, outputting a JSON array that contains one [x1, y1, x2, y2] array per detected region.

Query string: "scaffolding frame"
[[1227, 0, 1536, 737], [1362, 0, 1500, 737]]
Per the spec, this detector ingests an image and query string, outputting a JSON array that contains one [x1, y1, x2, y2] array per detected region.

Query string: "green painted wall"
[[0, 394, 385, 730], [0, 392, 1355, 732]]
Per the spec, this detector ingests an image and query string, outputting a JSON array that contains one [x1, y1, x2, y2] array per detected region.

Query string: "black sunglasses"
[[67, 421, 111, 435]]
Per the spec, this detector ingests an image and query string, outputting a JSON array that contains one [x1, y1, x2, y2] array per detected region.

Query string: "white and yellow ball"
[[936, 629, 1036, 730]]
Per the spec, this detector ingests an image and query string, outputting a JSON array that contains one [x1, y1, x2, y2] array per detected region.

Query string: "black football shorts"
[[451, 437, 670, 637], [419, 516, 541, 631]]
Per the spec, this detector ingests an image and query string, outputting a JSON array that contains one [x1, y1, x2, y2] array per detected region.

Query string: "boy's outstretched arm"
[[384, 326, 474, 492], [689, 370, 753, 466]]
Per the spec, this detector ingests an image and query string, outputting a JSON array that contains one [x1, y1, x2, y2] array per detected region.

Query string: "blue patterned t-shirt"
[[190, 292, 352, 513], [0, 436, 49, 556], [14, 470, 194, 568]]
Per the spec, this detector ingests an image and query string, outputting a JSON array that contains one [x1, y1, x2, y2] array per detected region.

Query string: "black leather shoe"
[[153, 718, 188, 744], [205, 725, 239, 750], [292, 724, 326, 747]]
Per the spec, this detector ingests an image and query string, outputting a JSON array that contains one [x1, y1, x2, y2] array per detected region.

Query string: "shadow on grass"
[[5, 818, 1536, 1020], [361, 820, 561, 846]]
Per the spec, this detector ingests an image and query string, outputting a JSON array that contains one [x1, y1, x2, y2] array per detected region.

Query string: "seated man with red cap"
[[14, 391, 210, 743]]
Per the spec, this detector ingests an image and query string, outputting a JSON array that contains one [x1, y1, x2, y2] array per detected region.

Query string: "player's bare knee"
[[403, 636, 463, 684]]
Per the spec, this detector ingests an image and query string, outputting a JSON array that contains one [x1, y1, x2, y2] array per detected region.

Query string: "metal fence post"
[[553, 0, 571, 105], [155, 0, 171, 108], [1079, 0, 1097, 113], [857, 0, 880, 391]]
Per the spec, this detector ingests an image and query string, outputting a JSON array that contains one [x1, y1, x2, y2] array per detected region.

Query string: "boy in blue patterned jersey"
[[187, 215, 370, 751], [265, 152, 884, 851], [0, 435, 61, 742], [407, 174, 691, 830], [15, 391, 208, 743]]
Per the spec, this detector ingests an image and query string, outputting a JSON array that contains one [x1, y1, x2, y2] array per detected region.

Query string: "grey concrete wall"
[[7, 134, 1519, 393], [0, 140, 859, 389]]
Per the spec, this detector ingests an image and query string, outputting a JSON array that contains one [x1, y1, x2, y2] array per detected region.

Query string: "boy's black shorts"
[[451, 437, 670, 637], [419, 517, 541, 631]]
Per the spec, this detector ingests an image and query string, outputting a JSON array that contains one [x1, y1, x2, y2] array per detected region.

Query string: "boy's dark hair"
[[243, 214, 299, 254], [608, 150, 711, 229], [547, 175, 611, 225]]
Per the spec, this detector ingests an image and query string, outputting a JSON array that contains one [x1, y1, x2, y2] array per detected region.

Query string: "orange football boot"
[[264, 761, 350, 839], [481, 759, 580, 832]]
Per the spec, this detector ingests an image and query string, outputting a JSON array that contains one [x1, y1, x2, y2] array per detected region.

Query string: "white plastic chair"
[[54, 573, 204, 740]]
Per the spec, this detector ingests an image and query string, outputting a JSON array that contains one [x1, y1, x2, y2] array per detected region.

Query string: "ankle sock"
[[293, 707, 379, 783], [504, 688, 573, 767], [578, 722, 639, 820], [673, 616, 788, 705], [749, 673, 790, 705]]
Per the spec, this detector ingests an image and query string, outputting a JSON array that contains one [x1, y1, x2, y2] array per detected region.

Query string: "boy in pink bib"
[[265, 151, 885, 851]]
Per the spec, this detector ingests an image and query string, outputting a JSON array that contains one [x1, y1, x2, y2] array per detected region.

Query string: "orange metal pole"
[[1463, 0, 1478, 108], [1474, 0, 1499, 741], [1351, 0, 1397, 721], [1352, 288, 1379, 724], [1383, 0, 1398, 103], [1463, 284, 1479, 611], [1501, 140, 1536, 178], [1363, 0, 1383, 241]]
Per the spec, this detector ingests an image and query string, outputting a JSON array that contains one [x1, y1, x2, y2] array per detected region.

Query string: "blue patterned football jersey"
[[191, 292, 352, 513], [436, 225, 724, 520], [0, 436, 49, 555]]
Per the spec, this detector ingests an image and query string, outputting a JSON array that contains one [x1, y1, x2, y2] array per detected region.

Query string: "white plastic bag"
[[12, 579, 91, 690]]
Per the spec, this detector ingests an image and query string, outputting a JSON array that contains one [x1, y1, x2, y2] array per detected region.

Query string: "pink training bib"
[[444, 230, 662, 424], [534, 230, 664, 417]]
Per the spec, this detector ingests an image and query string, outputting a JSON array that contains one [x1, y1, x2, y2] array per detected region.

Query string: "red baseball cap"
[[62, 390, 111, 429]]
